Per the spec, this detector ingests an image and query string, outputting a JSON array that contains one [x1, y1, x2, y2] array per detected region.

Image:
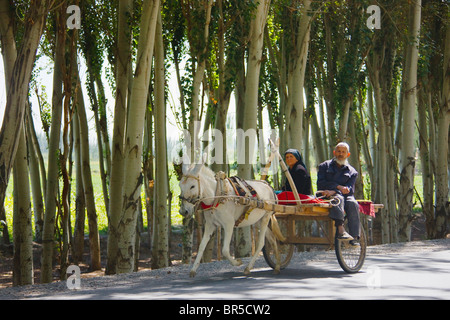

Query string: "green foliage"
[[34, 85, 52, 139]]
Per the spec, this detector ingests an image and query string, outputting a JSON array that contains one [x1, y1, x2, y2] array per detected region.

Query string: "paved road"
[[4, 246, 449, 301]]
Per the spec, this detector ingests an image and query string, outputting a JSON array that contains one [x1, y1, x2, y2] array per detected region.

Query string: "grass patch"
[[2, 161, 184, 240]]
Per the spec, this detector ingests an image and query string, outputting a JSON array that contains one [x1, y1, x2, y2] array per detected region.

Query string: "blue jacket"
[[317, 159, 358, 197]]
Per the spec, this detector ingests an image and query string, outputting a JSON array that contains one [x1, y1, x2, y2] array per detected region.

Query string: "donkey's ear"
[[192, 153, 206, 175], [182, 162, 191, 175], [191, 162, 203, 175]]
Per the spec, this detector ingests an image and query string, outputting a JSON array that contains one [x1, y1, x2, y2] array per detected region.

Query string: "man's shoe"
[[337, 231, 354, 240], [349, 240, 360, 247]]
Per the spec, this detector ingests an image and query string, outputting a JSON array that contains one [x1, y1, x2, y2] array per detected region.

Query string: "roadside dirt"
[[0, 231, 186, 288]]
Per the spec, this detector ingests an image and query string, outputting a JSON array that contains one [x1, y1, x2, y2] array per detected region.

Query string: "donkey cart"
[[238, 196, 383, 274], [179, 139, 383, 277]]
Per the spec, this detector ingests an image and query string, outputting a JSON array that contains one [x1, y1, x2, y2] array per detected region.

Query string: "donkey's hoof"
[[190, 270, 197, 278], [232, 259, 242, 266], [244, 267, 251, 275], [273, 268, 280, 275]]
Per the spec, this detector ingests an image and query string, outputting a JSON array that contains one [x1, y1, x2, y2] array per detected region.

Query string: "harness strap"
[[200, 171, 227, 210], [227, 176, 258, 198], [198, 175, 260, 226], [235, 207, 255, 227], [227, 176, 260, 227], [200, 201, 219, 210], [239, 178, 258, 198], [227, 177, 247, 197]]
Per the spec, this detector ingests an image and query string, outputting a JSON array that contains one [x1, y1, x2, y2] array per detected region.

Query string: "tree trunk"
[[143, 104, 154, 249], [211, 0, 232, 173], [87, 76, 110, 216], [434, 21, 449, 238], [25, 104, 45, 243], [357, 88, 374, 197], [0, 2, 36, 285], [371, 67, 389, 243], [117, 0, 160, 274], [434, 114, 449, 237], [0, 0, 50, 215], [106, 0, 133, 275], [398, 0, 421, 242], [75, 73, 102, 271], [41, 8, 66, 283], [287, 0, 312, 151], [12, 127, 33, 286], [235, 0, 271, 258], [348, 114, 364, 199], [322, 13, 338, 151], [72, 110, 85, 264], [60, 23, 78, 280], [187, 0, 213, 162], [151, 11, 169, 270], [418, 90, 435, 238]]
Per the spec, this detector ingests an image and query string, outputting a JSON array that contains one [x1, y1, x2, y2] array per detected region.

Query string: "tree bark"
[[287, 0, 312, 152], [434, 20, 449, 237], [72, 109, 85, 264], [370, 66, 389, 243], [41, 7, 66, 283], [106, 0, 133, 274], [418, 90, 434, 238], [117, 0, 160, 274], [0, 1, 34, 285], [151, 11, 169, 270], [25, 104, 45, 243], [398, 0, 421, 242], [187, 0, 213, 162], [0, 0, 50, 215], [235, 0, 271, 258], [12, 126, 33, 286], [75, 73, 101, 271]]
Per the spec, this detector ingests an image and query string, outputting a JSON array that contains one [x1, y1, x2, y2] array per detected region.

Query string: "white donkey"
[[179, 160, 281, 277]]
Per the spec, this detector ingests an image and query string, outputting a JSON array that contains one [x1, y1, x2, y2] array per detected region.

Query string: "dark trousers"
[[329, 195, 360, 238]]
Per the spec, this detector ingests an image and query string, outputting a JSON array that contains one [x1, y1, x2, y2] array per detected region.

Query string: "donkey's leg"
[[190, 222, 215, 277], [244, 213, 272, 275], [221, 224, 242, 266]]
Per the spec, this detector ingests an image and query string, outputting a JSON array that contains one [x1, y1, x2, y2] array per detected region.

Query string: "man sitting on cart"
[[317, 142, 360, 244]]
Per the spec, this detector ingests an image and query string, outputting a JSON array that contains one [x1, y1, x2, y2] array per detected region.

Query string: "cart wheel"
[[335, 223, 366, 273], [262, 237, 294, 270]]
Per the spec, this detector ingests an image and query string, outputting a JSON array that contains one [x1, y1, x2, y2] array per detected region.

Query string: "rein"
[[180, 172, 225, 211]]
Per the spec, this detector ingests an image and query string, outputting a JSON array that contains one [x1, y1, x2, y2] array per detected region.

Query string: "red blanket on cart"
[[277, 191, 325, 205], [357, 200, 376, 217]]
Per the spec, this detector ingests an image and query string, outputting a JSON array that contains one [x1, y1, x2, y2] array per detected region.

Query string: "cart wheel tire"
[[335, 224, 366, 273], [262, 238, 294, 270]]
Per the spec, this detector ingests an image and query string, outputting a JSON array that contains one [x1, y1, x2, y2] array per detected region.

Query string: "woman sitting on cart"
[[281, 149, 312, 195]]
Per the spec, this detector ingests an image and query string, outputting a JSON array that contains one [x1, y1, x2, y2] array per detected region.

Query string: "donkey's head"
[[179, 160, 204, 218]]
